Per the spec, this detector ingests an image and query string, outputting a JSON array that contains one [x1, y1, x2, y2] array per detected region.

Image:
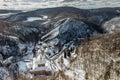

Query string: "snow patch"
[[0, 13, 15, 18], [43, 15, 48, 19], [24, 16, 48, 22], [18, 61, 27, 72], [64, 69, 85, 80], [25, 17, 42, 22]]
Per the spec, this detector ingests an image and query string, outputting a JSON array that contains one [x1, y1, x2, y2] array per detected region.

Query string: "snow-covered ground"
[[24, 16, 48, 22], [0, 0, 120, 80], [0, 13, 15, 18]]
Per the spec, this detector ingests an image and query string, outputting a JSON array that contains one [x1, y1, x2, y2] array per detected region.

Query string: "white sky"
[[0, 0, 120, 10]]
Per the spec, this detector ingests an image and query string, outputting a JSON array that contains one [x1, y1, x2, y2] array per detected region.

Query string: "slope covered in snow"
[[0, 7, 120, 80]]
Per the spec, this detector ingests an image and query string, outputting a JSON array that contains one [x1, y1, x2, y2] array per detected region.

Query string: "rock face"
[[0, 7, 120, 80]]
